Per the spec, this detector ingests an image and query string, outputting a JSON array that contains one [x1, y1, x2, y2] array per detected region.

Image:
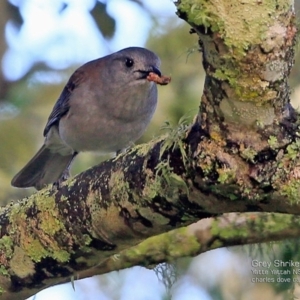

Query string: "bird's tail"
[[11, 144, 76, 190]]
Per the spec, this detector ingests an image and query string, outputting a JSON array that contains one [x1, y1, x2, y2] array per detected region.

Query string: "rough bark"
[[1, 0, 299, 299]]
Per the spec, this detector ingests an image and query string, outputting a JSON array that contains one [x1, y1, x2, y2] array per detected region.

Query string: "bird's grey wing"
[[43, 69, 85, 136]]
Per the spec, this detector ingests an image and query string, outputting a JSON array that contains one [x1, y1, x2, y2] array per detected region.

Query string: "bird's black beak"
[[136, 66, 162, 80], [150, 66, 161, 77]]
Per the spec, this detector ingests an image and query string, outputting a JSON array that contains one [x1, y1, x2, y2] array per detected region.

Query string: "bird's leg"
[[53, 152, 78, 189], [115, 142, 135, 157], [116, 148, 125, 156]]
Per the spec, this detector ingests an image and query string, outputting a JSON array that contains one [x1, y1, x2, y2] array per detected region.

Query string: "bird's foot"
[[52, 169, 71, 190]]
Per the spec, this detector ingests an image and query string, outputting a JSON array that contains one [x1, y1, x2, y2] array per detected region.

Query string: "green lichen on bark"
[[116, 227, 199, 266], [0, 235, 13, 261], [280, 179, 300, 204], [109, 170, 130, 202], [6, 190, 72, 271], [176, 0, 292, 54], [177, 0, 295, 126], [210, 213, 298, 246], [269, 138, 300, 204]]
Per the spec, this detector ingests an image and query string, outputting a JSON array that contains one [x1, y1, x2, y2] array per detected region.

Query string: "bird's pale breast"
[[58, 80, 157, 153]]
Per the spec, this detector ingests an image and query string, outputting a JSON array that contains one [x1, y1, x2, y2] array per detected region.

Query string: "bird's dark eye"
[[125, 58, 134, 68]]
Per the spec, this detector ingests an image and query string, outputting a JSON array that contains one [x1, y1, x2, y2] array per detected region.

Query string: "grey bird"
[[11, 47, 163, 190]]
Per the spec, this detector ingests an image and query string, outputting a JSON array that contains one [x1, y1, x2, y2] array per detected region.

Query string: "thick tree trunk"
[[177, 0, 299, 204], [0, 0, 299, 299]]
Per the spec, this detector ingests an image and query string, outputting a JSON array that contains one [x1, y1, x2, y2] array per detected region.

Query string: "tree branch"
[[51, 212, 300, 292]]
